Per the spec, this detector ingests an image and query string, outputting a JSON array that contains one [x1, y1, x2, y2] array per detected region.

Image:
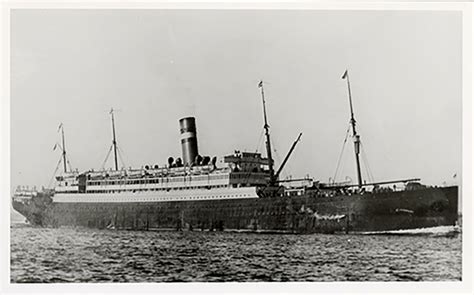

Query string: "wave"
[[360, 225, 461, 237]]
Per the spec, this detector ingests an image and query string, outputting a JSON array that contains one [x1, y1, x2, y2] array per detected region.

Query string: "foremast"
[[342, 70, 363, 188], [110, 108, 119, 171]]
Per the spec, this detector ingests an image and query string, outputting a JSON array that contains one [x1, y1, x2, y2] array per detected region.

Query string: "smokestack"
[[179, 117, 199, 166]]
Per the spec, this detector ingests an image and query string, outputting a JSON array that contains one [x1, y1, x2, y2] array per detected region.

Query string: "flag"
[[57, 123, 63, 132], [53, 143, 57, 151], [258, 81, 263, 88], [342, 70, 348, 79]]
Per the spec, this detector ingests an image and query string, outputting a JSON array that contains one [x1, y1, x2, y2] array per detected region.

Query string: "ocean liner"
[[12, 73, 459, 234]]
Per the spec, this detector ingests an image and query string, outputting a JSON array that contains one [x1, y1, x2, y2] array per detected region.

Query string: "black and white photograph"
[[2, 1, 472, 293]]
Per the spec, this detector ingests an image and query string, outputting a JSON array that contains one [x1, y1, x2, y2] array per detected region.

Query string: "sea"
[[10, 221, 462, 283]]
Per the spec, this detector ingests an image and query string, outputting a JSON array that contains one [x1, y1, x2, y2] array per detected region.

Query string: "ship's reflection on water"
[[10, 225, 461, 282]]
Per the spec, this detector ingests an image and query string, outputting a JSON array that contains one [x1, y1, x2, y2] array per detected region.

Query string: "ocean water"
[[10, 224, 462, 283]]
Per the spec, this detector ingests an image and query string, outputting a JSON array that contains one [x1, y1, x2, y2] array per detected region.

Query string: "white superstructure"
[[53, 151, 271, 203]]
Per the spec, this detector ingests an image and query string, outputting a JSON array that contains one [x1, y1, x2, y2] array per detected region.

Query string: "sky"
[[10, 9, 462, 189]]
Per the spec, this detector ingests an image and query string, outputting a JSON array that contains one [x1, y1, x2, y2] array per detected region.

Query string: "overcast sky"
[[10, 9, 461, 189]]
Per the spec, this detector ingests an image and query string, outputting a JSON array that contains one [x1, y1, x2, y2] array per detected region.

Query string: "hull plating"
[[12, 186, 458, 234]]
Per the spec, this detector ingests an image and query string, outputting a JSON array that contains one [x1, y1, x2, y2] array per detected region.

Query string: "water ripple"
[[10, 226, 461, 282]]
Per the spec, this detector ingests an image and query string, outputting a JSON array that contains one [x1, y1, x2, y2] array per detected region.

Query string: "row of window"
[[55, 194, 255, 202], [82, 185, 230, 194], [86, 174, 230, 186], [57, 186, 224, 194]]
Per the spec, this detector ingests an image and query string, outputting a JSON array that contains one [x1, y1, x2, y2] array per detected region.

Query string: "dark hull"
[[12, 186, 458, 234]]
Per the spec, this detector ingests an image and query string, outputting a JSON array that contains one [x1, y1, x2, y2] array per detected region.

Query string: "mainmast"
[[258, 80, 276, 183], [60, 123, 67, 173], [342, 70, 363, 188], [110, 108, 119, 171]]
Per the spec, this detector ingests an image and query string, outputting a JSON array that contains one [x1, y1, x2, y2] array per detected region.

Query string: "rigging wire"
[[270, 137, 282, 174], [243, 128, 266, 185], [270, 136, 294, 180], [117, 145, 127, 170], [282, 146, 296, 181], [66, 159, 73, 172], [101, 144, 114, 170], [271, 138, 281, 161], [333, 122, 352, 183], [273, 135, 300, 180], [255, 128, 265, 153], [361, 154, 371, 183], [360, 142, 375, 183], [48, 157, 63, 189], [57, 144, 74, 173]]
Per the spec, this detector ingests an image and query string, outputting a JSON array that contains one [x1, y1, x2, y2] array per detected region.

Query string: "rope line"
[[333, 122, 352, 183], [360, 142, 375, 183], [255, 128, 265, 153], [48, 157, 63, 188], [117, 145, 127, 170], [271, 137, 289, 178], [66, 159, 73, 172], [101, 145, 113, 170], [243, 128, 265, 185]]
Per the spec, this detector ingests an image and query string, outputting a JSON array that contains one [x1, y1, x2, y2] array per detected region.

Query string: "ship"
[[12, 72, 459, 234]]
